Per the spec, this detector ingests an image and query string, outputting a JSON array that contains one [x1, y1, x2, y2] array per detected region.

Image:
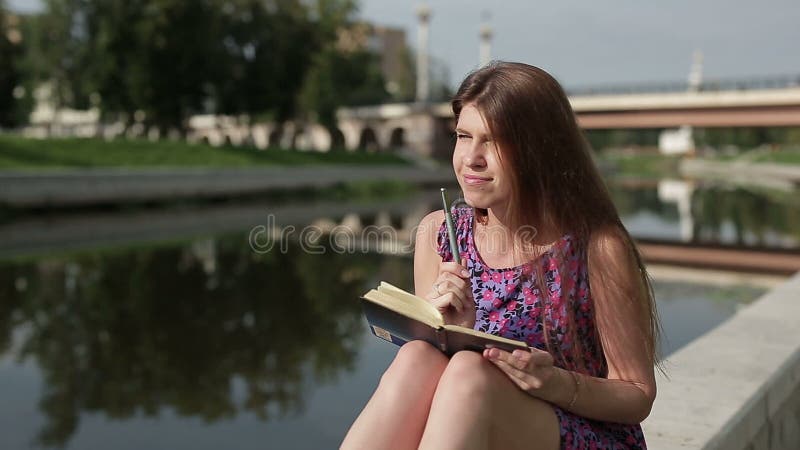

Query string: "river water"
[[0, 177, 795, 449]]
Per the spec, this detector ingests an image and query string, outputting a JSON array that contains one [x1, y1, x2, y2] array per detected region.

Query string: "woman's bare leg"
[[418, 350, 560, 450], [341, 340, 449, 450]]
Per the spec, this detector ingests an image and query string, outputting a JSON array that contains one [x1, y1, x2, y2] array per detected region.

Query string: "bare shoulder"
[[415, 209, 446, 243], [587, 224, 647, 310], [586, 224, 643, 291]]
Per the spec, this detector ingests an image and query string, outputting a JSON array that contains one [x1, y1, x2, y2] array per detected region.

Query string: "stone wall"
[[643, 273, 800, 449]]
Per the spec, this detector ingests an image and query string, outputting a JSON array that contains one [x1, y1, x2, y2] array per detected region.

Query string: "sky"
[[8, 0, 800, 90]]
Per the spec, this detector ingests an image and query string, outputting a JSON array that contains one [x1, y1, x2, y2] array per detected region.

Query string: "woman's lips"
[[463, 174, 492, 185]]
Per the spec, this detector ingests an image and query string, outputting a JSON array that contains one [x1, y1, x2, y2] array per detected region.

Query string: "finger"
[[430, 280, 470, 313], [490, 357, 528, 381], [440, 261, 471, 278], [444, 290, 469, 313], [436, 275, 473, 303], [511, 349, 534, 369], [486, 347, 520, 366], [443, 274, 475, 303], [431, 292, 465, 313], [446, 284, 473, 311], [488, 347, 530, 371], [430, 294, 451, 312], [437, 273, 467, 292], [490, 358, 544, 391], [483, 347, 510, 360]]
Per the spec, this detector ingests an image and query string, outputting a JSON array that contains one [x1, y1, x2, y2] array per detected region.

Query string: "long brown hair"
[[452, 61, 662, 373]]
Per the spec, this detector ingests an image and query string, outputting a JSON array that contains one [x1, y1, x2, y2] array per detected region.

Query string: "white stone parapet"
[[643, 272, 800, 449]]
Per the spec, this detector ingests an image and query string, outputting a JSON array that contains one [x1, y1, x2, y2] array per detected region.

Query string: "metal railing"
[[565, 74, 800, 96]]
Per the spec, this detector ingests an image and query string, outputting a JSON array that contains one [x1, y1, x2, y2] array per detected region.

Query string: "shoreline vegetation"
[[3, 135, 799, 173], [1, 135, 799, 212], [0, 135, 412, 170], [594, 145, 800, 178]]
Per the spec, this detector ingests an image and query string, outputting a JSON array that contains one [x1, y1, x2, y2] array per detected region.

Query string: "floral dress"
[[436, 207, 647, 450]]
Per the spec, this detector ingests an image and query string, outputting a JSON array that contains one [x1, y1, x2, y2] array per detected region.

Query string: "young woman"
[[341, 61, 660, 450]]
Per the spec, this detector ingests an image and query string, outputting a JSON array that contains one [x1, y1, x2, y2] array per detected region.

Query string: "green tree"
[[78, 0, 329, 132], [297, 46, 389, 128], [296, 0, 392, 128], [34, 0, 94, 109], [211, 0, 322, 121], [16, 0, 398, 134], [79, 0, 148, 126], [0, 1, 23, 126]]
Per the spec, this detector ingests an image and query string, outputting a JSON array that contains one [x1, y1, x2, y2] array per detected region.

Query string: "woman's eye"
[[456, 134, 471, 140]]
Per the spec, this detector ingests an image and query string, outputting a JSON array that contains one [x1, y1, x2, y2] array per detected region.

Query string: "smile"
[[463, 175, 492, 185]]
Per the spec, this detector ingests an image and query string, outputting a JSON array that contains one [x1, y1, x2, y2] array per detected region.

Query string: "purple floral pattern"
[[436, 207, 647, 450]]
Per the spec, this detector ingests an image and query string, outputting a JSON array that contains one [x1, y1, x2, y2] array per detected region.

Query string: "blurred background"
[[1, 1, 799, 449]]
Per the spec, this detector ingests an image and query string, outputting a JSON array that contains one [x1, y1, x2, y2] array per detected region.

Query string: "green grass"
[[0, 135, 411, 170], [596, 152, 682, 177], [702, 146, 800, 164], [751, 147, 800, 165]]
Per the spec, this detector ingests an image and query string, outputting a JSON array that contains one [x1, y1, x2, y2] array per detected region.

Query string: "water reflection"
[[609, 179, 800, 248], [652, 279, 765, 355], [2, 180, 798, 263], [0, 236, 390, 448], [1, 230, 768, 449], [0, 178, 796, 448]]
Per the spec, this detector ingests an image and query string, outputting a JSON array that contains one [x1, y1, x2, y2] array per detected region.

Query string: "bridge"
[[181, 75, 800, 159], [335, 79, 800, 156], [571, 84, 800, 129]]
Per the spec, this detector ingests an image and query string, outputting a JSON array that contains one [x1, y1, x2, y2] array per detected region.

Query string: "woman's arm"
[[485, 225, 657, 424], [579, 225, 657, 423], [413, 210, 476, 327]]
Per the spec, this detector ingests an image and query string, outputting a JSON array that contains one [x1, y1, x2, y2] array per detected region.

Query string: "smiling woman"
[[341, 61, 661, 450]]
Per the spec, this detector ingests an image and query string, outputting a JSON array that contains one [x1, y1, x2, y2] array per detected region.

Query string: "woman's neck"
[[477, 207, 562, 266], [484, 207, 561, 246]]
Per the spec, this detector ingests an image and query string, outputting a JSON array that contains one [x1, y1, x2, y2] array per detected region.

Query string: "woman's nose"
[[463, 144, 486, 167]]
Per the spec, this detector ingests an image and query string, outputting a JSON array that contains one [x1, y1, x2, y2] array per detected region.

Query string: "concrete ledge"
[[643, 272, 800, 449]]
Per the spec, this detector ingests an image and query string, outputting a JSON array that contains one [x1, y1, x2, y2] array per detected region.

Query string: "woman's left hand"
[[483, 347, 558, 397]]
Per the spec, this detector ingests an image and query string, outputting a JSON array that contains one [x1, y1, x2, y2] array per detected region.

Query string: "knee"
[[436, 350, 496, 402], [379, 340, 448, 388]]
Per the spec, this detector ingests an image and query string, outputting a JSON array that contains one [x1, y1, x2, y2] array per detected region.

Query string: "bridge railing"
[[566, 74, 800, 96]]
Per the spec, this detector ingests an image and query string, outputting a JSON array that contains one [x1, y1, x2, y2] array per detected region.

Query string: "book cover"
[[360, 282, 528, 356]]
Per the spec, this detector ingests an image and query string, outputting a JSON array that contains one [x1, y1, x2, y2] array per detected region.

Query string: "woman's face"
[[452, 103, 512, 211]]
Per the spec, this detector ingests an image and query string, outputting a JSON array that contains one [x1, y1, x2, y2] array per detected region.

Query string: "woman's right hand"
[[423, 259, 476, 329]]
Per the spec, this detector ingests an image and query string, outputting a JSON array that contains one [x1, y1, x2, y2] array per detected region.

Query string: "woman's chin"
[[462, 194, 489, 209]]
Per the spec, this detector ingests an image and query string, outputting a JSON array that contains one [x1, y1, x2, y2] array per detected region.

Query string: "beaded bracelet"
[[567, 370, 581, 410]]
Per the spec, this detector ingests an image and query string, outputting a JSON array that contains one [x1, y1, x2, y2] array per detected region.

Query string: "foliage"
[[296, 0, 391, 128], [0, 134, 410, 169], [0, 1, 23, 126], [10, 0, 391, 133], [297, 46, 389, 128]]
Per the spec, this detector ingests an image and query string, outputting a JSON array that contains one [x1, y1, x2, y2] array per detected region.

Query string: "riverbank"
[[0, 135, 450, 209], [680, 158, 800, 190], [0, 134, 410, 169], [595, 147, 800, 190], [0, 165, 454, 209]]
